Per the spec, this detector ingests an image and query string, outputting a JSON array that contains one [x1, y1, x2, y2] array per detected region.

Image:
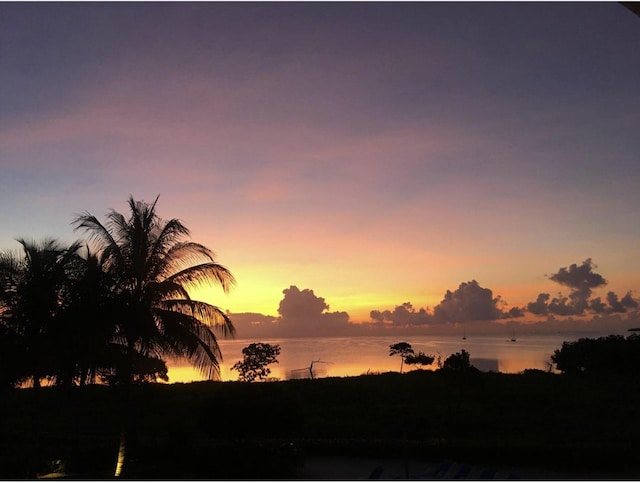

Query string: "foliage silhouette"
[[0, 238, 83, 388], [232, 342, 281, 382], [551, 334, 640, 376], [72, 195, 236, 383], [405, 351, 435, 369], [389, 342, 414, 373], [441, 349, 473, 372]]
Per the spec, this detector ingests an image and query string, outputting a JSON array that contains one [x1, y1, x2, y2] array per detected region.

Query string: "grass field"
[[1, 369, 639, 479]]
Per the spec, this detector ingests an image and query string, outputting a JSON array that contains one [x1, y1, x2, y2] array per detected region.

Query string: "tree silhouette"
[[72, 195, 236, 383], [389, 342, 414, 373], [0, 238, 82, 387], [58, 247, 120, 386], [405, 351, 435, 369], [442, 349, 472, 372], [232, 342, 281, 382], [72, 195, 236, 476], [552, 334, 640, 376]]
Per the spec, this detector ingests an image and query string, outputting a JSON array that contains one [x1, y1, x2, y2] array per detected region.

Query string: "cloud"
[[548, 258, 607, 290], [369, 302, 432, 326], [526, 260, 639, 317], [276, 285, 351, 336], [506, 306, 525, 318], [604, 291, 638, 314], [545, 258, 606, 314], [432, 280, 510, 323], [370, 280, 524, 326], [527, 293, 550, 315], [622, 291, 639, 310], [588, 297, 608, 314]]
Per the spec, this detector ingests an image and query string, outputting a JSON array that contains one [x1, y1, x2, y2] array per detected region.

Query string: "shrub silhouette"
[[552, 334, 640, 376]]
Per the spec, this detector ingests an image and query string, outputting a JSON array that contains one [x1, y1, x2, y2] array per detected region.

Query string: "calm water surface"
[[167, 334, 572, 383]]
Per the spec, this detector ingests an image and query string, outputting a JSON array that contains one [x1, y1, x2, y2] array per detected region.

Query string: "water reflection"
[[167, 334, 570, 383]]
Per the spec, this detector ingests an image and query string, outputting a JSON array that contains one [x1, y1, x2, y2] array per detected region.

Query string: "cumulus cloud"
[[604, 291, 639, 313], [370, 302, 432, 326], [278, 286, 329, 320], [526, 260, 639, 317], [432, 280, 509, 323], [527, 293, 550, 315], [277, 285, 351, 336], [370, 280, 524, 326], [588, 297, 607, 314], [622, 291, 639, 310], [606, 291, 626, 313], [506, 306, 525, 318], [548, 258, 607, 292]]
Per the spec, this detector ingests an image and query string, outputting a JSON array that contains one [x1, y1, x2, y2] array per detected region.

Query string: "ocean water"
[[166, 333, 575, 383]]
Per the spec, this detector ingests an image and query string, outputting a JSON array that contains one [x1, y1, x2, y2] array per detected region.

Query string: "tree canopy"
[[389, 342, 414, 373], [552, 334, 640, 376], [232, 342, 281, 382]]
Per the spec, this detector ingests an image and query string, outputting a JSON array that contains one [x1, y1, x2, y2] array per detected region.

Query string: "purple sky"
[[1, 2, 640, 333]]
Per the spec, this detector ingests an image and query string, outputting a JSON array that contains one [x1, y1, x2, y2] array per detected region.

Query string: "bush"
[[551, 334, 640, 376]]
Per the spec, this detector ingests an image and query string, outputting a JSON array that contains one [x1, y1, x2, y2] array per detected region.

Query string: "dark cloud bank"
[[229, 259, 639, 339]]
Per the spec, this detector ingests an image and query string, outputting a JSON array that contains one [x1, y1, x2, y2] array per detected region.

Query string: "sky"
[[1, 2, 640, 338]]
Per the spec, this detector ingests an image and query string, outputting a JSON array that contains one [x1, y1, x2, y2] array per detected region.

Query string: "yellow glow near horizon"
[[188, 271, 539, 324], [189, 281, 449, 323]]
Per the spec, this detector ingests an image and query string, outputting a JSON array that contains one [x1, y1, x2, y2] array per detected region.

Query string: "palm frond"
[[105, 210, 130, 248], [154, 219, 191, 252], [147, 219, 191, 280], [167, 262, 236, 293], [152, 308, 222, 380], [159, 242, 217, 279], [147, 279, 192, 302], [72, 213, 126, 269], [157, 299, 236, 338]]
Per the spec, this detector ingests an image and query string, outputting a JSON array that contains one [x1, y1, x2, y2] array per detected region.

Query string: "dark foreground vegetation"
[[1, 369, 639, 479]]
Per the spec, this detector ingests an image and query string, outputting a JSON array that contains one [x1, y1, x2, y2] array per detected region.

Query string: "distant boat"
[[462, 326, 467, 340], [510, 328, 517, 342]]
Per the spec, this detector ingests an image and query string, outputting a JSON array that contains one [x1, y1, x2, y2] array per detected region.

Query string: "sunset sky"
[[2, 2, 640, 332]]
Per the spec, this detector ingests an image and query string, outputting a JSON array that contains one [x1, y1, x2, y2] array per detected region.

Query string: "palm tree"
[[72, 195, 236, 382], [72, 195, 236, 476], [0, 238, 82, 387], [54, 246, 120, 387]]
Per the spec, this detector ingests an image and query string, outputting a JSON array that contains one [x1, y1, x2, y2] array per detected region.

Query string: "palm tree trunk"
[[114, 384, 133, 477], [28, 374, 42, 478], [114, 342, 136, 477], [114, 430, 127, 477]]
